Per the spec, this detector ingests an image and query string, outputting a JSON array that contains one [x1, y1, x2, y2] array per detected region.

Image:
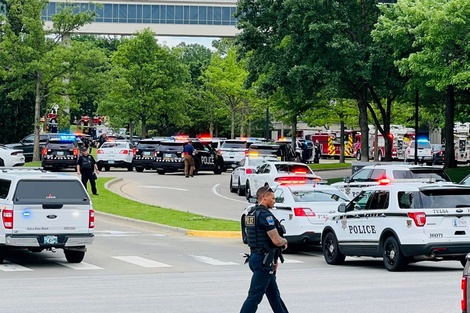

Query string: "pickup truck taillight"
[[2, 207, 13, 229], [89, 209, 95, 228]]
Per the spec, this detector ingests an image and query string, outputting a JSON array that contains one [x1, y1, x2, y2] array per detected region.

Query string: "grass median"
[[94, 177, 240, 231]]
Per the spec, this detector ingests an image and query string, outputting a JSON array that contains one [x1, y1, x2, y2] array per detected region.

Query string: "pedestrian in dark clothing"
[[240, 186, 289, 313], [98, 133, 108, 148], [183, 139, 196, 177], [301, 141, 309, 163], [76, 147, 99, 195], [314, 140, 321, 163]]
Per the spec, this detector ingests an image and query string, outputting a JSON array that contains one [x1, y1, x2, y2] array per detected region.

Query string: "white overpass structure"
[[44, 0, 239, 37]]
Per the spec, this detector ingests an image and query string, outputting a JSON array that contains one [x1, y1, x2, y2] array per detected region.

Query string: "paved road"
[[102, 167, 351, 221], [0, 214, 463, 313]]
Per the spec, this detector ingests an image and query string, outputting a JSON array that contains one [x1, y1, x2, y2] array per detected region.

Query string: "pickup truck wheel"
[[64, 249, 85, 263], [98, 165, 103, 171], [127, 165, 133, 171], [157, 170, 165, 175], [104, 166, 111, 171], [135, 167, 144, 172], [0, 247, 5, 264], [322, 232, 345, 265], [382, 236, 407, 271]]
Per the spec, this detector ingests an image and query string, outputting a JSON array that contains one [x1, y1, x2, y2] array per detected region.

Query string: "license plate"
[[229, 153, 235, 156], [453, 219, 467, 227], [57, 151, 64, 156], [231, 164, 237, 168], [44, 235, 58, 244], [164, 154, 172, 158], [108, 160, 115, 164], [143, 151, 151, 156]]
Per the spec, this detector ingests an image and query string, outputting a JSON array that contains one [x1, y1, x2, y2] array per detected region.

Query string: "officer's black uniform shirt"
[[247, 205, 277, 250], [256, 207, 277, 233], [77, 155, 96, 173]]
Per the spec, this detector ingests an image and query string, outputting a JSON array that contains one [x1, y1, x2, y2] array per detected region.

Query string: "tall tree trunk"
[[384, 98, 392, 161], [444, 85, 456, 168], [33, 72, 42, 162], [231, 109, 235, 139], [141, 114, 147, 139], [358, 87, 369, 162]]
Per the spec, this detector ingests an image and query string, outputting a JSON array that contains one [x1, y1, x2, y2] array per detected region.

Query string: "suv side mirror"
[[344, 177, 351, 183], [338, 203, 346, 213]]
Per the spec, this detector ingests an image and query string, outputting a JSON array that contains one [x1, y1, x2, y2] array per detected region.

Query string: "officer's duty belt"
[[250, 248, 267, 254]]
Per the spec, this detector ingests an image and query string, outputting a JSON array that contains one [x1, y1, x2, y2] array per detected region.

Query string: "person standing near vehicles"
[[183, 139, 196, 178], [97, 133, 108, 148], [76, 147, 99, 195], [240, 186, 289, 313]]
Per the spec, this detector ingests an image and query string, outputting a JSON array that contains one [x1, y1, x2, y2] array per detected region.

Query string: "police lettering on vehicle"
[[201, 156, 214, 165], [348, 225, 376, 234]]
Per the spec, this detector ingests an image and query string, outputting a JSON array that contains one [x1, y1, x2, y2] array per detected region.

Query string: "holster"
[[262, 249, 276, 266]]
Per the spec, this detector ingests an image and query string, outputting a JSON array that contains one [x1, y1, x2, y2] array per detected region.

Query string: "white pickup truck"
[[0, 168, 94, 264], [219, 139, 250, 170]]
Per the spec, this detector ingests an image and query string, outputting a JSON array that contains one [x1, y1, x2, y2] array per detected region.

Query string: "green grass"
[[93, 177, 240, 231], [309, 162, 352, 171], [445, 167, 470, 183]]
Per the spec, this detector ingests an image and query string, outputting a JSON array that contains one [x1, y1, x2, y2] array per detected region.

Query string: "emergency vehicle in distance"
[[322, 182, 470, 271]]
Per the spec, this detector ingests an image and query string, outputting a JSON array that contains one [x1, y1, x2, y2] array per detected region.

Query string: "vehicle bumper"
[[154, 162, 184, 171], [133, 159, 155, 168], [97, 160, 130, 167], [223, 160, 239, 169], [4, 233, 94, 247], [401, 242, 470, 258], [42, 160, 77, 168], [285, 232, 320, 244]]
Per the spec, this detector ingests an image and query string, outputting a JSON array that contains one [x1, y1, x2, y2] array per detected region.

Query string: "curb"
[[101, 177, 241, 239]]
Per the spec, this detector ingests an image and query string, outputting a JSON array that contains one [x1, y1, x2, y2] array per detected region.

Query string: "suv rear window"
[[0, 179, 11, 199], [14, 180, 90, 204], [157, 143, 184, 152], [410, 141, 431, 149], [136, 141, 160, 149], [274, 164, 311, 174], [222, 141, 247, 149], [46, 142, 76, 149], [101, 142, 129, 149], [398, 188, 470, 209], [392, 169, 450, 181]]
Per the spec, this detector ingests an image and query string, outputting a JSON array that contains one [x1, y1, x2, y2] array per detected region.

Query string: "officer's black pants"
[[81, 171, 97, 195], [240, 252, 288, 313]]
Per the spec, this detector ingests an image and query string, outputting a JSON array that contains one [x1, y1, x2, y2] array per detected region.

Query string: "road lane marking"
[[0, 262, 33, 272], [282, 258, 304, 264], [141, 186, 188, 191], [113, 256, 173, 268], [94, 230, 166, 237], [189, 255, 239, 265], [212, 184, 248, 204], [47, 259, 104, 270]]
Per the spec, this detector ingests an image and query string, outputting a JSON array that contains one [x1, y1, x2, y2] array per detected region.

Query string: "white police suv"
[[230, 155, 279, 196], [331, 164, 450, 199], [321, 182, 470, 271], [241, 181, 349, 249], [0, 168, 94, 264]]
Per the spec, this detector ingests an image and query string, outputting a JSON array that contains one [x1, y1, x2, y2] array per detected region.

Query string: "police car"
[[154, 139, 223, 175], [244, 162, 323, 200], [0, 145, 25, 167], [321, 182, 470, 271], [405, 139, 434, 163], [0, 168, 94, 264], [132, 138, 163, 172], [96, 141, 135, 171], [240, 181, 349, 247], [230, 155, 279, 196], [41, 134, 79, 170], [331, 164, 450, 199], [219, 139, 251, 170]]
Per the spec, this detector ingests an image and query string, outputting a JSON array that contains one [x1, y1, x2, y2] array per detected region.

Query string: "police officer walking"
[[183, 139, 196, 178], [76, 147, 99, 195], [240, 185, 289, 313]]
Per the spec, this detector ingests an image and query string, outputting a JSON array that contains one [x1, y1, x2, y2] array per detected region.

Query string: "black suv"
[[41, 134, 79, 170], [248, 143, 298, 161], [132, 138, 163, 172], [154, 140, 223, 175]]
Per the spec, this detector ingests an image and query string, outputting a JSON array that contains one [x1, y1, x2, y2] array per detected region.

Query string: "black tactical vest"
[[245, 206, 272, 250]]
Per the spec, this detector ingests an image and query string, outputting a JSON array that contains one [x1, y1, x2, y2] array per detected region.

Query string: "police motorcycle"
[[153, 137, 224, 175]]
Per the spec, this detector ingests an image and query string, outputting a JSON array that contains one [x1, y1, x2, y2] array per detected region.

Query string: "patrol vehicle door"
[[360, 190, 390, 257], [232, 159, 245, 182], [193, 142, 216, 171], [253, 163, 271, 191], [335, 190, 374, 255]]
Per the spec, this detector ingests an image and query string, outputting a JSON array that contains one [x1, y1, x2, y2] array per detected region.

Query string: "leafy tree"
[[201, 46, 249, 139], [0, 0, 96, 161], [99, 29, 190, 138], [374, 0, 470, 167]]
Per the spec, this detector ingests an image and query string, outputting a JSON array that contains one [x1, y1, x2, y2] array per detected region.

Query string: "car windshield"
[[291, 190, 349, 202], [399, 188, 470, 209], [275, 164, 312, 174]]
